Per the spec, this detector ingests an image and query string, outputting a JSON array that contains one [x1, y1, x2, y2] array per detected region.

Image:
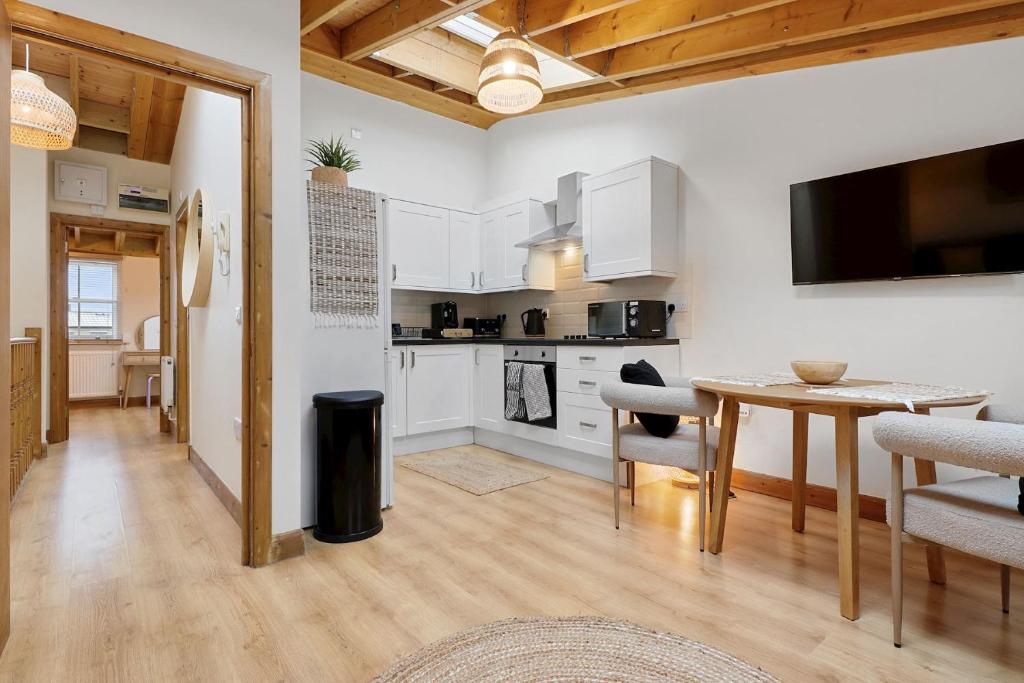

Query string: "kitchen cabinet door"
[[388, 348, 407, 438], [498, 201, 531, 289], [389, 199, 450, 289], [582, 157, 678, 281], [406, 346, 472, 434], [449, 210, 479, 292], [473, 345, 505, 432], [478, 208, 504, 292]]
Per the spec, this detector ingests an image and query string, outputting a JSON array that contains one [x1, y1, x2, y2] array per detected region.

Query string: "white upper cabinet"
[[389, 199, 450, 290], [479, 199, 554, 292], [449, 210, 479, 292], [582, 157, 679, 281]]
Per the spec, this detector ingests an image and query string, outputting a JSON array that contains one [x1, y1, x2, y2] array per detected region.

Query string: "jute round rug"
[[371, 616, 779, 682]]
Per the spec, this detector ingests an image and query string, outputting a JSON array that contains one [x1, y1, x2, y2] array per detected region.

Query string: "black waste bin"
[[313, 390, 384, 543]]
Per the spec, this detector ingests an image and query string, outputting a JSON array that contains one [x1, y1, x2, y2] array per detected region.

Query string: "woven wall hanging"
[[307, 181, 379, 328]]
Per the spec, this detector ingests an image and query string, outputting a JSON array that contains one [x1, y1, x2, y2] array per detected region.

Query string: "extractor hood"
[[515, 171, 589, 251]]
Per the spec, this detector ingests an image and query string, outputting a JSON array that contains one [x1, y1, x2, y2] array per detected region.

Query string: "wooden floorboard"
[[0, 409, 1020, 680]]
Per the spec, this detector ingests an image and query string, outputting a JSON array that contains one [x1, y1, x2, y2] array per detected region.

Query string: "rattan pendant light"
[[11, 45, 77, 150], [477, 27, 542, 115]]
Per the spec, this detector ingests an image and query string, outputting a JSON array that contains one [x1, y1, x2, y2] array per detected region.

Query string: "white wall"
[[170, 88, 243, 498], [34, 0, 304, 533], [484, 37, 1024, 497], [10, 145, 49, 427], [298, 72, 488, 526]]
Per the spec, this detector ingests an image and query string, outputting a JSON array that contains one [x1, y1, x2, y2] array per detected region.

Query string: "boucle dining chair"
[[600, 378, 720, 551], [873, 404, 1024, 648]]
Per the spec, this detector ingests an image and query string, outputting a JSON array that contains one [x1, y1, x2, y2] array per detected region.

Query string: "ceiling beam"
[[534, 1, 1024, 111], [374, 28, 483, 94], [78, 100, 130, 133], [68, 54, 80, 145], [127, 73, 154, 160], [339, 0, 494, 61], [301, 0, 361, 35], [474, 0, 643, 37], [144, 79, 186, 165], [530, 0, 797, 59], [592, 0, 1023, 80], [302, 42, 500, 128]]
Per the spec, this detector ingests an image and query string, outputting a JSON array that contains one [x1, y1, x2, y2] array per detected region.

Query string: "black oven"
[[588, 300, 667, 338], [503, 345, 557, 429]]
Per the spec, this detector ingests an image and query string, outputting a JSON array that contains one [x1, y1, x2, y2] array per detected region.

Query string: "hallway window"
[[68, 258, 120, 340]]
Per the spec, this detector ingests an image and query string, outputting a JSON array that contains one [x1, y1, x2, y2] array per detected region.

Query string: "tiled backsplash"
[[392, 248, 691, 339]]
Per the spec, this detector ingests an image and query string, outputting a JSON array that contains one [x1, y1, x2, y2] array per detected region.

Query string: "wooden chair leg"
[[698, 418, 707, 552], [612, 408, 620, 529], [708, 471, 715, 512], [628, 461, 636, 506], [1002, 564, 1011, 614], [891, 453, 904, 647]]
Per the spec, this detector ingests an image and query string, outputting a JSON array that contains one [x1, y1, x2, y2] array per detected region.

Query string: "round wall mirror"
[[181, 187, 213, 308], [137, 315, 160, 351]]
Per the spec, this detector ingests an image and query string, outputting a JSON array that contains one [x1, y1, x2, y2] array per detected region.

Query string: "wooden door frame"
[[173, 200, 190, 445], [0, 0, 12, 655], [47, 214, 171, 439], [11, 2, 273, 568]]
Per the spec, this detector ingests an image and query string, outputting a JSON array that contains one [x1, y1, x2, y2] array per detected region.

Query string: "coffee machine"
[[431, 301, 459, 329]]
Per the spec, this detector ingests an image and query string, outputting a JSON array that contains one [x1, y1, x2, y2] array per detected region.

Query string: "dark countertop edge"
[[392, 337, 680, 347]]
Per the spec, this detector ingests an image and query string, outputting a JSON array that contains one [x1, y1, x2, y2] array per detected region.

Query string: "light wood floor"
[[0, 407, 1020, 681]]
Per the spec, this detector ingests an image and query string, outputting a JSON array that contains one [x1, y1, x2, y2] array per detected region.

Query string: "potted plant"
[[306, 135, 361, 186]]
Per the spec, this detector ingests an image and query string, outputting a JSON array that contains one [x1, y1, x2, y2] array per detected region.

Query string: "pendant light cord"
[[25, 43, 29, 72]]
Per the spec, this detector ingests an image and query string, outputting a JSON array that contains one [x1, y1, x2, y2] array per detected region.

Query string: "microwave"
[[588, 300, 667, 338]]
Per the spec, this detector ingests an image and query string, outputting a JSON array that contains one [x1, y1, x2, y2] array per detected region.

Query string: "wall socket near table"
[[739, 404, 751, 418]]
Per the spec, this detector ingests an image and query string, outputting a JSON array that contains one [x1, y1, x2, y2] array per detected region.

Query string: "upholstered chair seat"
[[616, 422, 720, 471]]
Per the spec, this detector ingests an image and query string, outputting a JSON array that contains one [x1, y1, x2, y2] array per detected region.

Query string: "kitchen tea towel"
[[307, 181, 379, 328], [522, 364, 552, 421], [505, 361, 526, 420]]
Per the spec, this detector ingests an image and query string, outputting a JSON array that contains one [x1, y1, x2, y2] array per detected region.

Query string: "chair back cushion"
[[620, 360, 680, 438]]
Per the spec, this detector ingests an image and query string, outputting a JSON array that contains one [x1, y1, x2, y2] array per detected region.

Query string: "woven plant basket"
[[311, 166, 349, 186]]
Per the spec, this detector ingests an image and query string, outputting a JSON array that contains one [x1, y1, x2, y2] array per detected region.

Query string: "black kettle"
[[522, 308, 546, 337]]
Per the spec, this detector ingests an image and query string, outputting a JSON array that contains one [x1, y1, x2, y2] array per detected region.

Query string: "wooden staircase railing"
[[10, 328, 42, 502]]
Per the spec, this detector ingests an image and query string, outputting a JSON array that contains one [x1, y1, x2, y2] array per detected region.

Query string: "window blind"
[[68, 258, 120, 340]]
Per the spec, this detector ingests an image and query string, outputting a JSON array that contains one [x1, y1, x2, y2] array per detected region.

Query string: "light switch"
[[351, 128, 363, 140], [234, 306, 242, 323], [233, 417, 242, 441]]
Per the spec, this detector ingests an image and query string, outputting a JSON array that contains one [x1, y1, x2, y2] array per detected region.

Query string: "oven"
[[503, 345, 557, 429]]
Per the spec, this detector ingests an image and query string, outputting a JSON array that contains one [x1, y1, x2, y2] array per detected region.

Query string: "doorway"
[[7, 5, 275, 571], [48, 214, 172, 440]]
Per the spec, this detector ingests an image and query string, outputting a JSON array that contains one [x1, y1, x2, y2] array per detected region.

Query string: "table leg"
[[122, 366, 134, 410], [835, 406, 860, 620], [792, 411, 808, 532], [709, 397, 740, 554], [913, 460, 947, 585]]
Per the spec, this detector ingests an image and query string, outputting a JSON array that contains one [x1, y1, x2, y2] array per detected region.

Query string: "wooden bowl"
[[791, 360, 848, 385]]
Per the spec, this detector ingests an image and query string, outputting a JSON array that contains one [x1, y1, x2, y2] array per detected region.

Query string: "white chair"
[[873, 404, 1024, 647], [600, 378, 721, 551]]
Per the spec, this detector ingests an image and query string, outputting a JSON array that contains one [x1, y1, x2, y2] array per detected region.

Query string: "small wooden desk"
[[690, 377, 985, 621], [121, 351, 161, 409]]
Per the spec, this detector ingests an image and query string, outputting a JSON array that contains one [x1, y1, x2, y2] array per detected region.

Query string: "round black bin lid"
[[313, 390, 384, 408]]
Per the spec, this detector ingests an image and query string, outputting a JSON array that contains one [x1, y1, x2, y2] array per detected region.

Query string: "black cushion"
[[619, 360, 680, 439]]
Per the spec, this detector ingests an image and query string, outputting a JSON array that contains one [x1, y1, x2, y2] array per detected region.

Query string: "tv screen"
[[790, 138, 1024, 284]]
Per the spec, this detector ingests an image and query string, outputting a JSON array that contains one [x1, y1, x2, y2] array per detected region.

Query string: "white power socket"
[[739, 404, 751, 418], [233, 417, 242, 441]]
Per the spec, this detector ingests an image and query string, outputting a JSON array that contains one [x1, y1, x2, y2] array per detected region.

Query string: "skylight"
[[441, 14, 597, 91]]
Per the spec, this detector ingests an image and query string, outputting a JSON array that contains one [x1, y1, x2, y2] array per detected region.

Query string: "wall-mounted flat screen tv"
[[790, 138, 1024, 285]]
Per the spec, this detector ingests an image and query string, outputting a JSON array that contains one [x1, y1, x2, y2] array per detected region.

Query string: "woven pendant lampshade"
[[477, 27, 542, 115], [11, 66, 77, 150]]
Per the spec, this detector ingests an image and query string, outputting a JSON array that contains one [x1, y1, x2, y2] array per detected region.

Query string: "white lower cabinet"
[[473, 345, 505, 431], [405, 346, 472, 435], [557, 392, 627, 458], [388, 348, 408, 438]]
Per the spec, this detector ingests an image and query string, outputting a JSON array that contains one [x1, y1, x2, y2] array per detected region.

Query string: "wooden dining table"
[[689, 377, 986, 621]]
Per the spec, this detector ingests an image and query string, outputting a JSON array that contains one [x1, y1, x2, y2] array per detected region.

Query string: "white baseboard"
[[395, 428, 474, 456]]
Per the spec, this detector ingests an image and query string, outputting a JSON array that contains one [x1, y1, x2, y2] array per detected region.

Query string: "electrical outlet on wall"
[[739, 404, 751, 418], [233, 417, 242, 441]]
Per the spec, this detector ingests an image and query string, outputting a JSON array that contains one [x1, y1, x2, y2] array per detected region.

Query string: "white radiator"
[[69, 350, 119, 399], [160, 356, 175, 412]]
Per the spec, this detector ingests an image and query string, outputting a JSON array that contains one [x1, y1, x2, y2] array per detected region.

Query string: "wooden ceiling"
[[300, 0, 1024, 129], [13, 36, 185, 163]]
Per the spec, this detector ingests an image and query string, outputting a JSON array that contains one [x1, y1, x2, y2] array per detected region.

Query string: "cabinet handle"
[[578, 380, 597, 387], [400, 351, 405, 369], [392, 264, 397, 282], [411, 351, 415, 368], [583, 253, 589, 273], [471, 271, 475, 288], [479, 270, 485, 286], [579, 421, 597, 429], [474, 348, 479, 365], [521, 264, 527, 282], [579, 355, 597, 362]]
